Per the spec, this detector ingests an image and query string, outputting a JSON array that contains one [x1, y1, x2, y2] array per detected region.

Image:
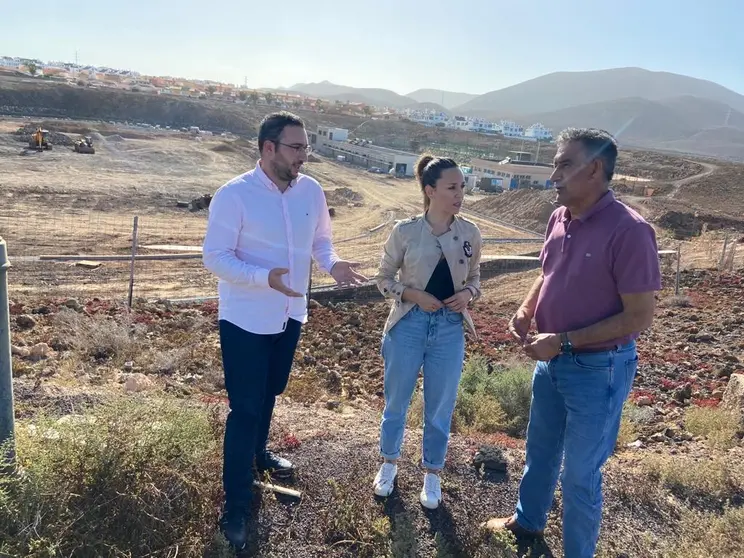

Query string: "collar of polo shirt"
[[562, 189, 615, 223]]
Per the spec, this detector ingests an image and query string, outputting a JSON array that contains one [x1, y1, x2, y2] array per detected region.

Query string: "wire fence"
[[1, 209, 742, 307]]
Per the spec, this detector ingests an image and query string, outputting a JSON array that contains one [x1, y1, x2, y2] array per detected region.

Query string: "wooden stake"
[[253, 481, 302, 499]]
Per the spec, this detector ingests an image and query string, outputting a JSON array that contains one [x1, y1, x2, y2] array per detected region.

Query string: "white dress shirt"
[[203, 162, 339, 335]]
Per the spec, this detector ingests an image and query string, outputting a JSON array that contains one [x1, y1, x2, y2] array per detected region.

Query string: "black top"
[[425, 256, 455, 301]]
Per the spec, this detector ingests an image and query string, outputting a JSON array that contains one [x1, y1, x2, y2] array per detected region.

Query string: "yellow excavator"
[[28, 127, 52, 151]]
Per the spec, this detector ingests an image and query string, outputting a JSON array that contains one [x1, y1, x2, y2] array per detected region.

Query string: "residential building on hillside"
[[0, 57, 22, 69], [525, 123, 553, 140], [499, 120, 524, 138], [470, 157, 553, 190]]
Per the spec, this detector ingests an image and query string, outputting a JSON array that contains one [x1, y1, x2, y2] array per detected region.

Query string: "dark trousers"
[[219, 318, 302, 513]]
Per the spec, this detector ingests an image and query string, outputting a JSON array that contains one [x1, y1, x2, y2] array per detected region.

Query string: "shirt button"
[[567, 234, 572, 238], [459, 259, 464, 264], [453, 236, 459, 241]]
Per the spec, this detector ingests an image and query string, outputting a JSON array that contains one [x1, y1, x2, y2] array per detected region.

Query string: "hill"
[[513, 96, 744, 160], [454, 67, 744, 116], [405, 88, 478, 109], [289, 81, 414, 108]]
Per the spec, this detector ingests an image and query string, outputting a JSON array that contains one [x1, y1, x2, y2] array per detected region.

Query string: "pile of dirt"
[[325, 187, 364, 205], [469, 189, 556, 234], [658, 210, 744, 239], [13, 123, 74, 147], [209, 142, 236, 153], [106, 134, 125, 142]]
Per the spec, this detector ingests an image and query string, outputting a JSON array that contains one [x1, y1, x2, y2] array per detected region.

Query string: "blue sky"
[[1, 0, 742, 95]]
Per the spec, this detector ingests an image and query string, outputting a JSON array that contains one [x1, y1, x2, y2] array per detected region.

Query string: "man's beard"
[[272, 159, 296, 183]]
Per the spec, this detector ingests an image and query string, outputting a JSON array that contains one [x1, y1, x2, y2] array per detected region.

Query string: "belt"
[[569, 342, 633, 354]]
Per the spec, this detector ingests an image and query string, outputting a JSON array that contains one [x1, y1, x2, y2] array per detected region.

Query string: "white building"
[[525, 123, 553, 141], [310, 126, 418, 177], [499, 120, 524, 138], [0, 57, 22, 69]]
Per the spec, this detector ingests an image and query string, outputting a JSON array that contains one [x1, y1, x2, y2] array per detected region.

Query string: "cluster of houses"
[[1, 55, 553, 142], [401, 109, 553, 142]]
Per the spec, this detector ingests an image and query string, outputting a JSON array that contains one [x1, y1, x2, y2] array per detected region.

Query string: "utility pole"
[[0, 237, 15, 467]]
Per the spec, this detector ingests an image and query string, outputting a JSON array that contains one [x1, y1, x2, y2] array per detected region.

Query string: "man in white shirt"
[[203, 111, 366, 550]]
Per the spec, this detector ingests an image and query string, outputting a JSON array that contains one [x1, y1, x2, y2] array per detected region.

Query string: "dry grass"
[[684, 406, 740, 450], [52, 308, 144, 363], [663, 505, 744, 558], [640, 454, 744, 505]]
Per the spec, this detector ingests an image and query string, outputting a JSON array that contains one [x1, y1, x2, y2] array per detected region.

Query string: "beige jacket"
[[375, 213, 482, 339]]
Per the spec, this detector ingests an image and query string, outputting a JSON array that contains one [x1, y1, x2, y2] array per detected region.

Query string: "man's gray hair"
[[556, 128, 618, 182]]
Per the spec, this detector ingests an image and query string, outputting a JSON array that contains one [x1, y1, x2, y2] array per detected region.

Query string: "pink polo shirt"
[[534, 190, 662, 349]]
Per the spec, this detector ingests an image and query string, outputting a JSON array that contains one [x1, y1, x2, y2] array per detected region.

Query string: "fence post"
[[306, 260, 313, 312], [127, 216, 139, 309], [675, 244, 681, 296], [718, 234, 729, 271], [0, 237, 16, 467]]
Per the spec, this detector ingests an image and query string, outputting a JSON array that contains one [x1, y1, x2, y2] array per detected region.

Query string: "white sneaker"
[[372, 462, 398, 497], [420, 472, 442, 509]]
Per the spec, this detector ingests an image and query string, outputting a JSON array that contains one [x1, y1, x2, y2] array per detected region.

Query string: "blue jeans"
[[379, 306, 466, 470], [514, 342, 638, 558]]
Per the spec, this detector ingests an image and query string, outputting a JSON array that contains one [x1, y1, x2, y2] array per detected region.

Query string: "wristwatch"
[[560, 332, 573, 354]]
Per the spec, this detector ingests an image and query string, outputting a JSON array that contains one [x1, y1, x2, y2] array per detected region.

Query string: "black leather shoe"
[[219, 509, 247, 551], [256, 450, 295, 479]]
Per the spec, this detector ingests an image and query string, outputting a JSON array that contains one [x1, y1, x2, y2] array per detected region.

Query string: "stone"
[[29, 343, 52, 361], [16, 315, 36, 329], [636, 396, 653, 406], [721, 374, 744, 423], [124, 373, 154, 393], [325, 400, 341, 410], [11, 345, 30, 358], [473, 445, 509, 473], [672, 384, 693, 403]]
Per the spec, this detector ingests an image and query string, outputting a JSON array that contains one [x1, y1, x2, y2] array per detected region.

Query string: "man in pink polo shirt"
[[484, 128, 662, 558]]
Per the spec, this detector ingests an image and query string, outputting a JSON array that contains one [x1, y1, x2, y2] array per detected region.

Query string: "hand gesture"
[[268, 268, 303, 297], [330, 260, 368, 287], [508, 307, 532, 344], [443, 290, 472, 313]]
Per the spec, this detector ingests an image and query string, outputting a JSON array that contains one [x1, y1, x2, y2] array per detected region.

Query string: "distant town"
[[0, 55, 554, 142]]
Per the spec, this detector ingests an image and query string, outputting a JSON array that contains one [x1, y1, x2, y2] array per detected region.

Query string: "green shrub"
[[0, 396, 223, 558], [455, 356, 533, 437]]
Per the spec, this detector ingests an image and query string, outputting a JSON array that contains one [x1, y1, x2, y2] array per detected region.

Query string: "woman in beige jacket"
[[372, 154, 482, 509]]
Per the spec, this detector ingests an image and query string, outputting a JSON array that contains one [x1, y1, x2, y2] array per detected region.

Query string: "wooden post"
[[675, 244, 681, 296], [127, 216, 139, 309], [0, 237, 15, 468], [727, 242, 737, 272]]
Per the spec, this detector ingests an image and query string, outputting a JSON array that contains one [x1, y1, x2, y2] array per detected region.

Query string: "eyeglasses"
[[276, 142, 313, 154]]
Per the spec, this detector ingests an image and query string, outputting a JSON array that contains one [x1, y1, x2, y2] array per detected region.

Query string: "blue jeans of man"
[[219, 318, 302, 514], [379, 306, 465, 470], [514, 342, 638, 558]]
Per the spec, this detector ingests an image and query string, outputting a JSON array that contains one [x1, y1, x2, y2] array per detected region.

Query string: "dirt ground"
[[0, 116, 540, 301]]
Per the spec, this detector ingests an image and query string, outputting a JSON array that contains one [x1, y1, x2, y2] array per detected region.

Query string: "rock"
[[29, 343, 52, 361], [627, 440, 644, 449], [348, 313, 362, 326], [123, 361, 134, 371], [473, 445, 509, 473], [650, 432, 667, 443], [672, 384, 693, 403], [11, 345, 30, 358], [16, 315, 36, 329], [325, 400, 341, 410], [32, 306, 51, 315], [636, 396, 653, 406], [308, 300, 320, 309], [64, 298, 83, 311], [721, 373, 744, 418], [125, 373, 154, 393]]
